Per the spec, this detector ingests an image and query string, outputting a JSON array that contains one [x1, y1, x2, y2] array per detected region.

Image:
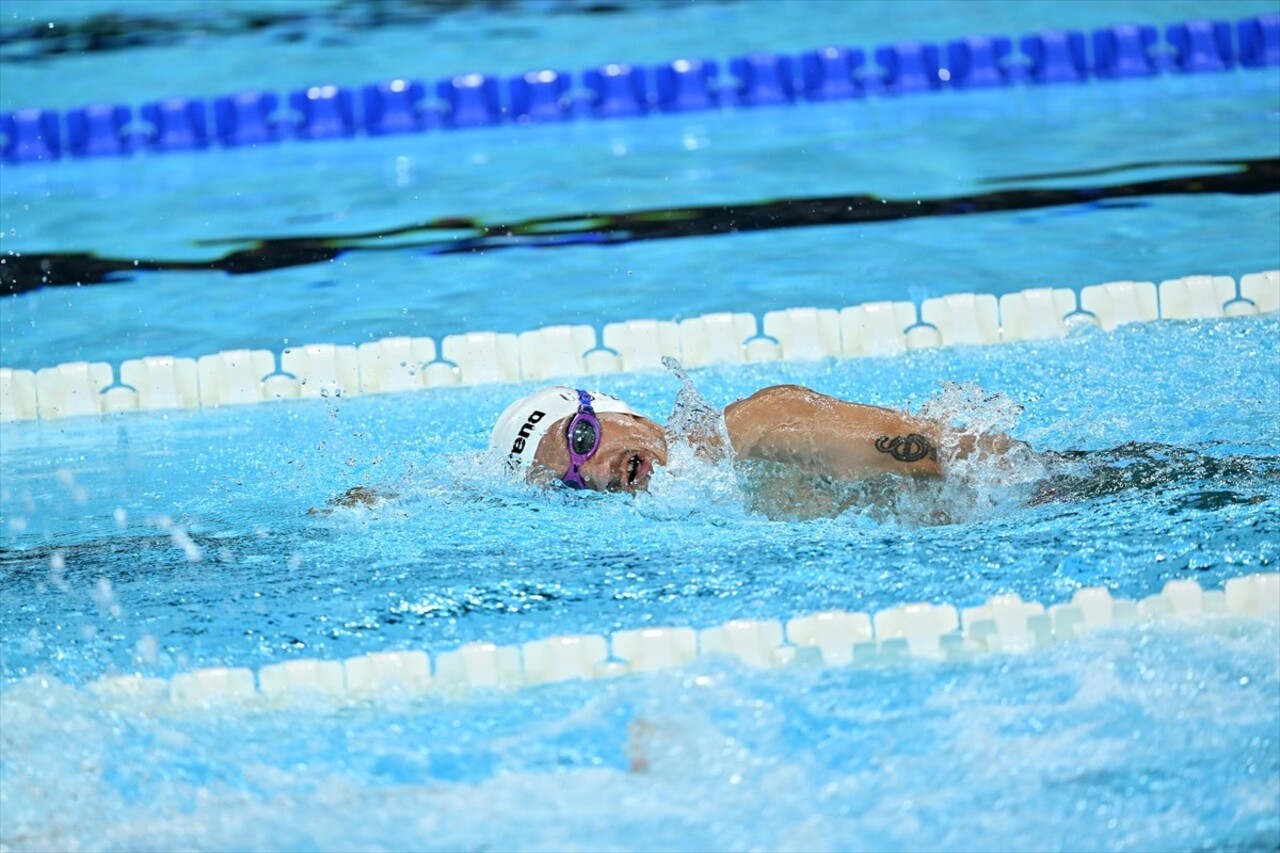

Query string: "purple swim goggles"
[[561, 389, 602, 489]]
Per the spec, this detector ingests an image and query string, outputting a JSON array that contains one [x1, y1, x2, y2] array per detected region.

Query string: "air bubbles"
[[681, 132, 707, 151], [134, 634, 159, 666], [170, 527, 203, 563], [48, 550, 70, 592], [395, 155, 412, 187], [91, 577, 122, 618], [55, 468, 89, 503], [150, 515, 202, 561]]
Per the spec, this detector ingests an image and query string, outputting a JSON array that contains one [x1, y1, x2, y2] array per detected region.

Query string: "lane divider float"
[[2, 15, 1276, 164], [1, 270, 1276, 424], [11, 572, 1274, 709]]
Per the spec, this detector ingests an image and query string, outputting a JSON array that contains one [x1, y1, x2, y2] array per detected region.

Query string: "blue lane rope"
[[1, 14, 1277, 164]]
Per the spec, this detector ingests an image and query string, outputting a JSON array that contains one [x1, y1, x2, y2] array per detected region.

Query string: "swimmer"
[[489, 383, 1021, 493], [324, 383, 1273, 520]]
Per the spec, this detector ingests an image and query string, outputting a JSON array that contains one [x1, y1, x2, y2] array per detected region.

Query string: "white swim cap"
[[489, 386, 636, 475]]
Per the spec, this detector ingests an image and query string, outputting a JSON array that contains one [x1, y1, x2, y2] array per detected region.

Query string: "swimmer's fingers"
[[328, 486, 394, 509]]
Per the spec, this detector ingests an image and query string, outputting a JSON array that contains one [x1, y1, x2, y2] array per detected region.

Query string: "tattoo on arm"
[[875, 433, 938, 463]]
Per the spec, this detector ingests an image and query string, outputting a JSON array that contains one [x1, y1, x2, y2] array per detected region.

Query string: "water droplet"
[[91, 577, 115, 609], [135, 635, 159, 665]]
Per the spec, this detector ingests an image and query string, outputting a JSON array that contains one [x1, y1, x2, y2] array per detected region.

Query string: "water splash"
[[734, 381, 1049, 525], [649, 370, 1051, 526], [660, 356, 733, 462], [918, 380, 1026, 436], [890, 382, 1048, 525], [636, 358, 746, 519]]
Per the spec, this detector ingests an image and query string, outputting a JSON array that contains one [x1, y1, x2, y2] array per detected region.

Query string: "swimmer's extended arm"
[[723, 385, 1015, 480]]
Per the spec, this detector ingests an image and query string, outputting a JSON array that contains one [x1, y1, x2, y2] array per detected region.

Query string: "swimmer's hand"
[[672, 419, 731, 464], [307, 485, 394, 515]]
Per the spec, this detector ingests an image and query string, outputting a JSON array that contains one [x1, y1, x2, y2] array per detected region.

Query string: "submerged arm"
[[723, 385, 1015, 480]]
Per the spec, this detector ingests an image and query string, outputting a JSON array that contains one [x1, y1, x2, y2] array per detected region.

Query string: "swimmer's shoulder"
[[723, 385, 835, 455]]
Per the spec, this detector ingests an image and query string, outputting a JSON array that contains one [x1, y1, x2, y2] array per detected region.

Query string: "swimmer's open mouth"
[[625, 454, 656, 489]]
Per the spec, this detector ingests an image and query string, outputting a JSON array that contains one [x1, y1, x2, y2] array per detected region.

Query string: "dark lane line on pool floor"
[[2, 156, 1276, 296]]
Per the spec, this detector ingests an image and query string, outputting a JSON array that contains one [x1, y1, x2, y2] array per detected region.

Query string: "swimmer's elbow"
[[728, 385, 824, 421]]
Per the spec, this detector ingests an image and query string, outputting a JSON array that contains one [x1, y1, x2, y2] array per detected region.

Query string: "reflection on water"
[[1037, 442, 1280, 505]]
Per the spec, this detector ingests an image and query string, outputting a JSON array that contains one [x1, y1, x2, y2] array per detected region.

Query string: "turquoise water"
[[2, 2, 1279, 369], [3, 622, 1276, 851], [3, 315, 1280, 677], [2, 1, 1280, 850], [2, 316, 1278, 851], [2, 72, 1277, 369]]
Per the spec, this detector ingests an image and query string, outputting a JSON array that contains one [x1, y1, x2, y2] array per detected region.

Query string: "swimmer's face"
[[532, 412, 668, 492]]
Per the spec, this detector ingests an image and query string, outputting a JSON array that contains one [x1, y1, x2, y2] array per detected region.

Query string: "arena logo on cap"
[[509, 410, 546, 457]]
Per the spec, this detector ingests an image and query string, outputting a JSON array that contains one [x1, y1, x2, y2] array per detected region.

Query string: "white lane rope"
[[1, 270, 1276, 424], [6, 572, 1274, 710]]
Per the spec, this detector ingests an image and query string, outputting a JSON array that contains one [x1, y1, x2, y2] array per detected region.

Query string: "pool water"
[[3, 71, 1278, 369], [2, 0, 1279, 850]]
